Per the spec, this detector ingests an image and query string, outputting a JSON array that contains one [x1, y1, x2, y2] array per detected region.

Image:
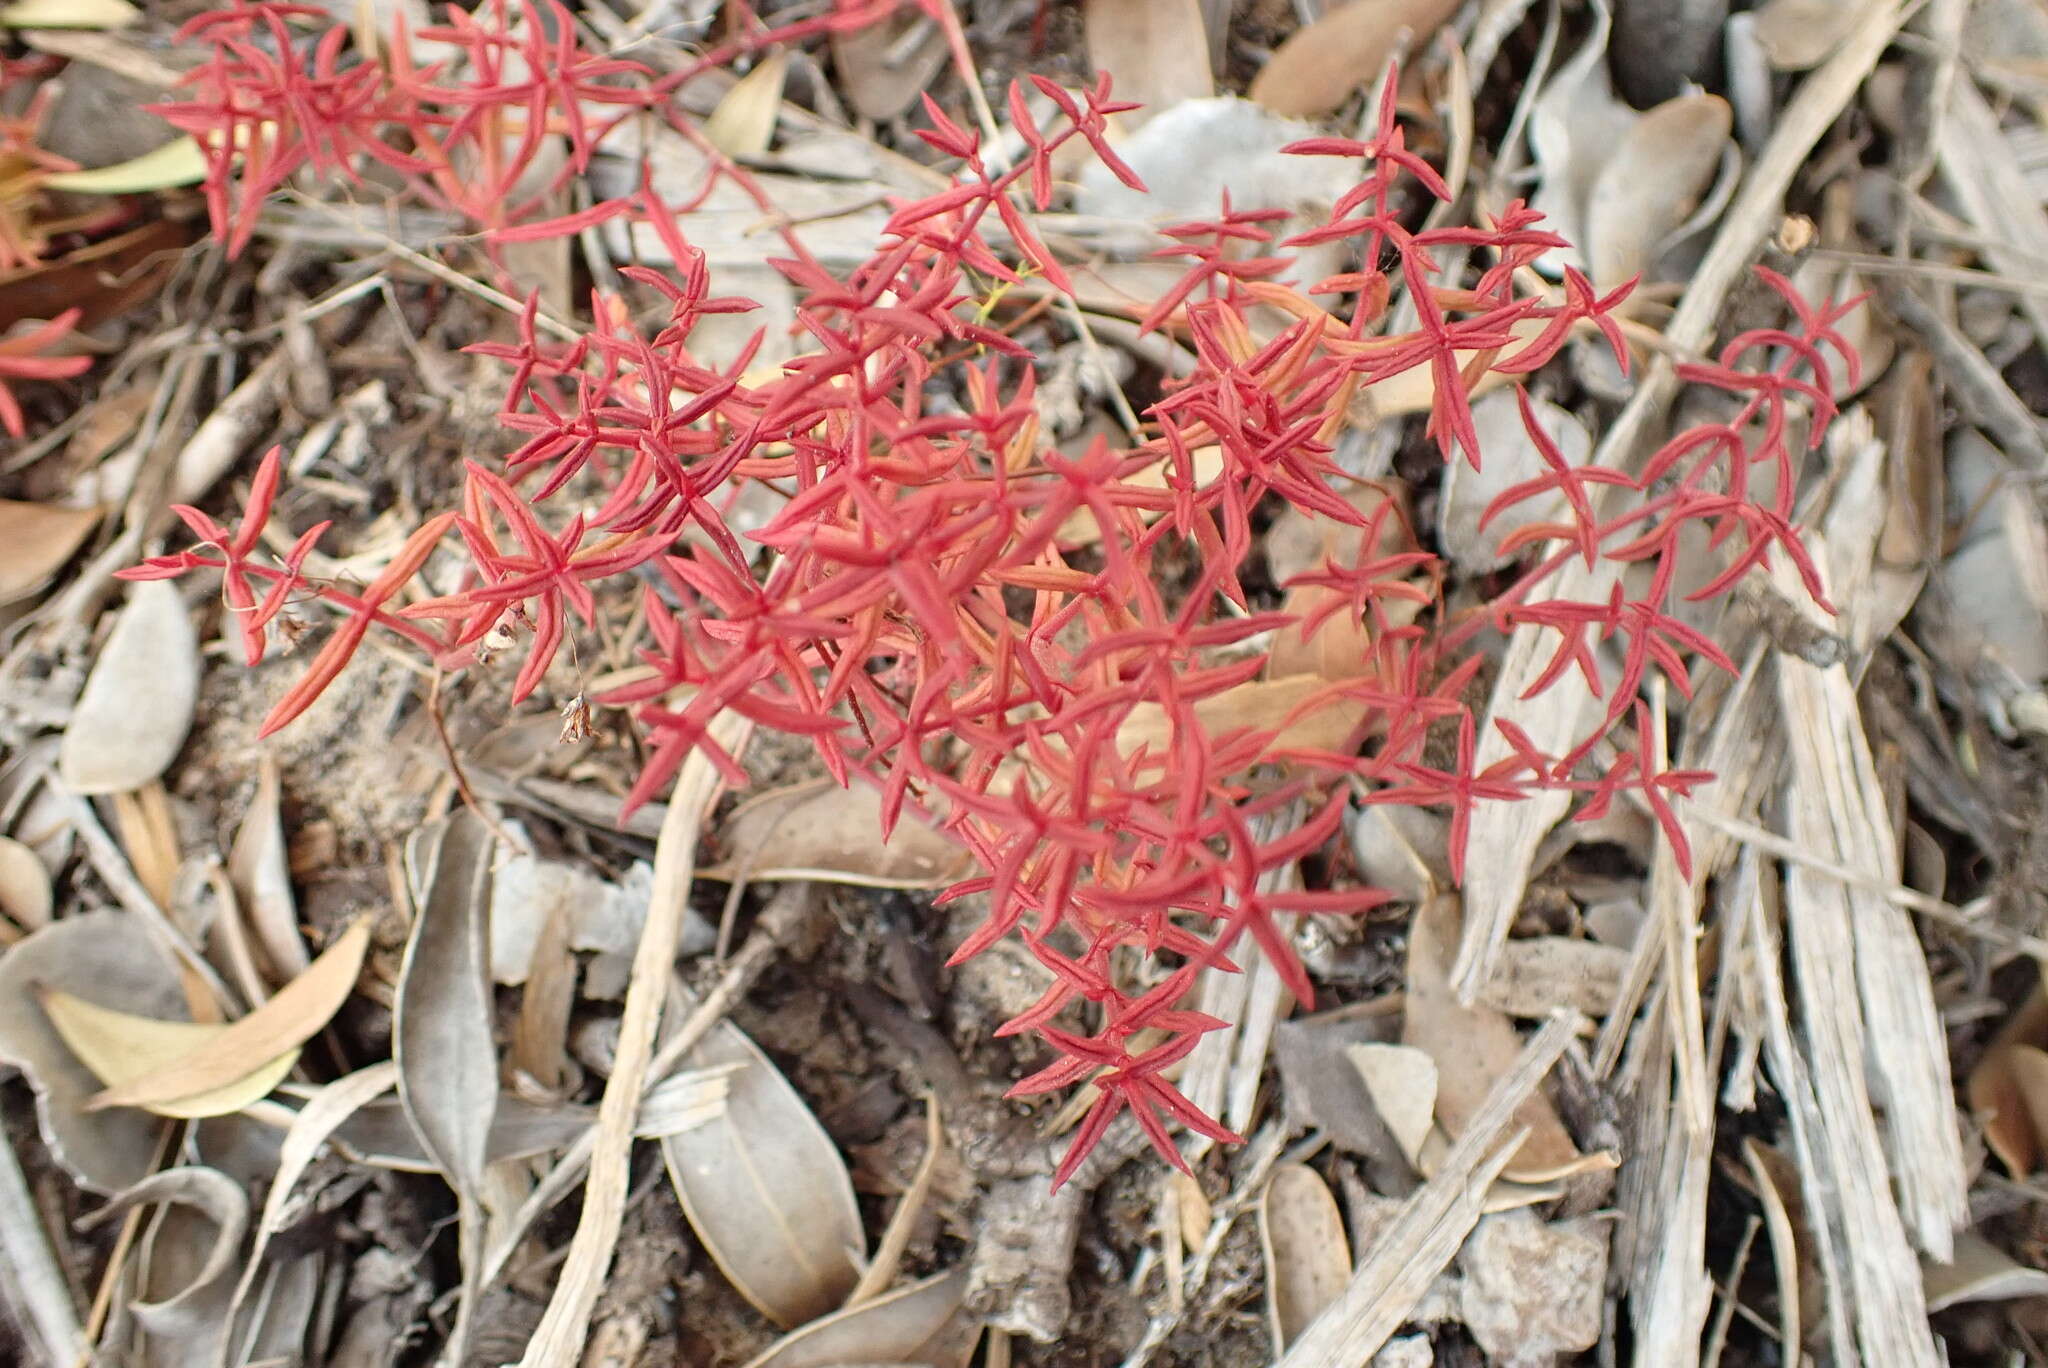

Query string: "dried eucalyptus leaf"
[[1584, 94, 1733, 293], [1437, 391, 1591, 574], [1247, 0, 1459, 118], [1259, 1164, 1352, 1352], [661, 1010, 867, 1327], [1923, 1231, 2048, 1312], [89, 917, 368, 1111], [395, 809, 498, 1193], [0, 499, 100, 606], [80, 1166, 248, 1349], [1083, 0, 1213, 123], [705, 780, 969, 890], [0, 834, 54, 929], [1273, 1007, 1410, 1189], [59, 580, 199, 795], [1403, 895, 1600, 1183], [741, 1269, 973, 1368], [1345, 1043, 1437, 1172], [38, 988, 298, 1118], [829, 11, 947, 121], [1526, 0, 1631, 276], [0, 911, 181, 1190], [702, 50, 787, 159], [395, 807, 498, 1364], [228, 757, 306, 980]]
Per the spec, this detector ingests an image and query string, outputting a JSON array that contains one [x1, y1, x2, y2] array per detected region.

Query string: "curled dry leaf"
[[742, 1269, 974, 1368], [79, 1166, 249, 1349], [0, 499, 100, 606], [661, 1008, 867, 1327], [325, 1092, 590, 1171], [0, 834, 53, 930], [228, 756, 307, 981], [38, 988, 298, 1117], [1923, 1231, 2048, 1312], [1583, 93, 1733, 293], [1259, 1164, 1353, 1352], [1084, 0, 1214, 125], [89, 916, 369, 1111], [1248, 0, 1461, 118], [0, 911, 182, 1190], [58, 579, 199, 795], [396, 810, 497, 1190], [704, 779, 971, 889], [1403, 895, 1606, 1183]]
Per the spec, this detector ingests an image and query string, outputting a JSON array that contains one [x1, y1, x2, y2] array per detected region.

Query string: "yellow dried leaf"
[[88, 916, 368, 1111], [703, 51, 788, 160], [39, 988, 297, 1118], [0, 0, 138, 27], [43, 137, 206, 194]]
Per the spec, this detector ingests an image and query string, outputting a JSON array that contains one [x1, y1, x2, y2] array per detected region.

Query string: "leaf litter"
[[0, 0, 2045, 1365]]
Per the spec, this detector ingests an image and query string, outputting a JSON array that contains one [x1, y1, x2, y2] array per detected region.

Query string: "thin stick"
[[514, 712, 750, 1368]]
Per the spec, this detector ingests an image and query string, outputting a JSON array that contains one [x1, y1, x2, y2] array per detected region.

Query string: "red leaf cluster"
[[135, 7, 1855, 1189]]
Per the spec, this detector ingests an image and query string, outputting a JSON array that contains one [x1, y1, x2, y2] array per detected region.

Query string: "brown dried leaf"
[[705, 779, 971, 889], [1967, 980, 2048, 1174], [1248, 0, 1460, 118], [1116, 675, 1368, 762], [1259, 1164, 1352, 1352], [742, 1269, 973, 1368], [830, 11, 948, 121], [1084, 0, 1213, 123], [661, 1010, 867, 1327], [89, 917, 368, 1111], [58, 580, 199, 795], [1403, 894, 1601, 1183], [0, 499, 99, 606]]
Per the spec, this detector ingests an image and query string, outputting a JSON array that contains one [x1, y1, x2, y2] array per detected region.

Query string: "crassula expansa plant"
[[123, 0, 1857, 1186]]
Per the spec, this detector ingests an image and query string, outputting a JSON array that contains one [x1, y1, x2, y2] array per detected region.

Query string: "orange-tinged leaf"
[[87, 917, 369, 1111], [39, 988, 298, 1118]]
